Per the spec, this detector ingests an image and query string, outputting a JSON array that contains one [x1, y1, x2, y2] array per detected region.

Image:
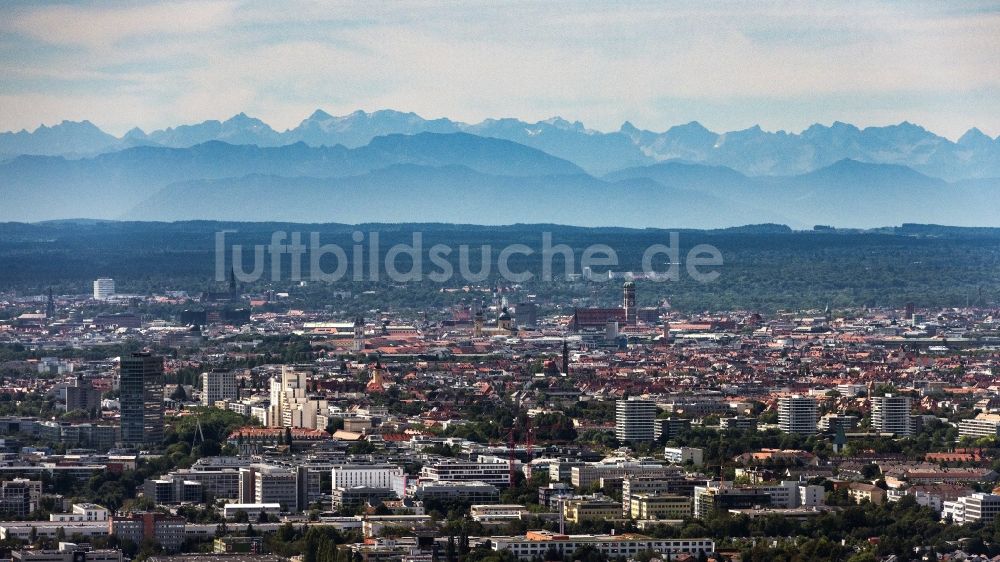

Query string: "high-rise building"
[[623, 282, 637, 325], [45, 288, 55, 320], [120, 352, 164, 447], [93, 278, 115, 300], [65, 375, 102, 415], [778, 395, 817, 435], [238, 464, 308, 512], [514, 302, 538, 327], [616, 397, 656, 442], [269, 366, 327, 429], [202, 369, 238, 407], [871, 394, 913, 436], [653, 417, 691, 440]]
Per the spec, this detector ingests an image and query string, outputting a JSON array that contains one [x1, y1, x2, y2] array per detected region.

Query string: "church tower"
[[474, 311, 484, 338], [497, 307, 512, 332], [353, 316, 365, 352]]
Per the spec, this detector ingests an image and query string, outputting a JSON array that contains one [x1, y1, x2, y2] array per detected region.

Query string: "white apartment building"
[[48, 503, 109, 522], [943, 493, 1000, 525], [202, 369, 238, 407], [871, 394, 913, 436], [331, 464, 404, 490], [616, 398, 656, 442], [222, 503, 281, 520], [491, 531, 714, 561], [778, 395, 818, 434], [238, 465, 298, 512], [958, 413, 1000, 439], [572, 459, 681, 488], [694, 481, 824, 517], [93, 278, 115, 300], [663, 447, 703, 466], [420, 459, 512, 487], [250, 405, 270, 426], [269, 366, 327, 430], [470, 504, 529, 523]]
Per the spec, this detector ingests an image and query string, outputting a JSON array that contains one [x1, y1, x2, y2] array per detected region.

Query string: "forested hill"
[[1, 221, 998, 313]]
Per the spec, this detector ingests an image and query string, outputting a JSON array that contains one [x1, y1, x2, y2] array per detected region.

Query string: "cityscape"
[[2, 3, 1000, 562], [0, 275, 999, 562]]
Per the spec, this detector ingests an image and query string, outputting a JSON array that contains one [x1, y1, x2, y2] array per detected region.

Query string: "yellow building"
[[563, 498, 622, 523], [629, 493, 692, 520]]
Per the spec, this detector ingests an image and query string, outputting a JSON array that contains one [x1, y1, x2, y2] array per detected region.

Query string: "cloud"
[[1, 0, 998, 138], [5, 1, 236, 49]]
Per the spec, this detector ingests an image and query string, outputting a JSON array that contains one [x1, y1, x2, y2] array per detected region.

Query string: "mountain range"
[[1, 110, 999, 228], [3, 109, 999, 180]]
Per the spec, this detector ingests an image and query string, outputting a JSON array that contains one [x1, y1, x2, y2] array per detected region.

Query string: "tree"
[[327, 417, 345, 433], [170, 384, 188, 402]]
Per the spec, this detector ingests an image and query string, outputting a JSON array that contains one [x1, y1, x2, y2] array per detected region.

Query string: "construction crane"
[[191, 417, 205, 448]]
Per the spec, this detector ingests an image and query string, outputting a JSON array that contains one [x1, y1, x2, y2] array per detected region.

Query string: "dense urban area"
[[0, 276, 997, 562]]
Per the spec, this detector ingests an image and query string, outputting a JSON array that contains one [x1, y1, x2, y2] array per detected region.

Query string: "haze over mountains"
[[1, 109, 999, 228]]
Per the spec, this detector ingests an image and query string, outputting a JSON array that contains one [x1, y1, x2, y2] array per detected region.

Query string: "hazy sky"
[[2, 1, 999, 139]]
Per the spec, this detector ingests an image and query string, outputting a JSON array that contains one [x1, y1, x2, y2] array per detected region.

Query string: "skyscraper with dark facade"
[[120, 352, 164, 447]]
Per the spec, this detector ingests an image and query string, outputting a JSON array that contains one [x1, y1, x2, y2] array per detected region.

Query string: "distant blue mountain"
[[0, 120, 119, 157], [120, 157, 1000, 228], [3, 110, 998, 180], [0, 133, 583, 222], [2, 112, 1000, 228], [125, 165, 778, 228]]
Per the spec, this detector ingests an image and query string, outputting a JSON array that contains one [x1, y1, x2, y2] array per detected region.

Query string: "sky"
[[1, 1, 999, 140]]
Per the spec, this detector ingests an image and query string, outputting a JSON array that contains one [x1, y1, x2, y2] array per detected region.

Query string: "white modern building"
[[421, 459, 511, 487], [331, 464, 404, 491], [572, 459, 681, 488], [871, 394, 912, 436], [93, 278, 115, 300], [202, 369, 238, 407], [943, 493, 1000, 525], [958, 413, 1000, 439], [238, 465, 298, 512], [663, 447, 703, 467], [694, 481, 824, 517], [470, 504, 529, 523], [615, 398, 656, 442], [222, 503, 281, 520], [48, 503, 108, 522], [269, 366, 327, 430], [491, 531, 714, 560], [778, 395, 818, 434]]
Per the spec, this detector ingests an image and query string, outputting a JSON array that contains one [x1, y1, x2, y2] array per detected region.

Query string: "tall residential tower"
[[120, 352, 165, 447], [778, 395, 818, 435], [616, 397, 656, 442]]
